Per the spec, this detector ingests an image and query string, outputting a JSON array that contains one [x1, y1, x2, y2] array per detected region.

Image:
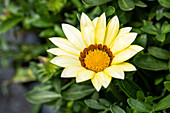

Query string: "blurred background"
[[0, 0, 170, 113]]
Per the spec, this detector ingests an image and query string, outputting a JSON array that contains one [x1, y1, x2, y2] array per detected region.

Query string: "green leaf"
[[62, 84, 95, 100], [169, 60, 170, 71], [148, 46, 170, 60], [110, 105, 126, 113], [34, 84, 53, 91], [137, 91, 145, 101], [118, 0, 135, 11], [52, 78, 61, 93], [32, 19, 54, 28], [154, 94, 170, 111], [0, 17, 23, 34], [91, 92, 99, 100], [117, 10, 132, 24], [134, 54, 168, 71], [166, 74, 170, 81], [39, 28, 56, 38], [82, 0, 111, 6], [54, 25, 64, 36], [47, 0, 66, 13], [155, 34, 165, 42], [133, 0, 147, 7], [84, 99, 106, 110], [30, 104, 41, 113], [161, 21, 170, 34], [164, 81, 170, 92], [117, 78, 142, 98], [98, 98, 111, 107], [53, 98, 63, 110], [26, 90, 61, 104], [163, 12, 170, 19], [141, 20, 158, 35], [156, 8, 164, 20], [154, 77, 164, 85], [127, 98, 152, 112], [158, 0, 170, 8], [136, 34, 147, 48], [35, 0, 51, 21], [106, 6, 115, 17]]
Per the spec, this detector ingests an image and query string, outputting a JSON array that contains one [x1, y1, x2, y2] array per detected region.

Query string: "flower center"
[[79, 44, 114, 72]]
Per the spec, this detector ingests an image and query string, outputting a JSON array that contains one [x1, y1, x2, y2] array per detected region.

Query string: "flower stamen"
[[79, 44, 114, 72]]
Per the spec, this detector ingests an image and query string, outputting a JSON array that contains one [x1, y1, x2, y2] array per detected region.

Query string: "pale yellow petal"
[[116, 62, 136, 71], [96, 72, 112, 88], [76, 69, 95, 83], [62, 24, 86, 51], [61, 65, 84, 78], [112, 45, 144, 64], [95, 13, 106, 44], [49, 38, 80, 56], [104, 65, 125, 79], [50, 56, 80, 67], [80, 13, 95, 46], [104, 16, 119, 47], [111, 33, 138, 55], [92, 17, 99, 27], [116, 27, 132, 38], [47, 48, 78, 59], [91, 74, 102, 91]]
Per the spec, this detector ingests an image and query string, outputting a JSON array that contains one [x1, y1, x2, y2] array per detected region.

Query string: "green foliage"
[[148, 46, 170, 60], [82, 0, 111, 6], [0, 0, 170, 113], [164, 81, 170, 92], [158, 0, 170, 8], [153, 94, 170, 111], [61, 84, 95, 100], [134, 54, 169, 71], [84, 99, 106, 110], [141, 20, 158, 35], [0, 17, 23, 34], [26, 88, 61, 104], [118, 0, 135, 11], [127, 98, 152, 112], [110, 105, 126, 113], [117, 78, 142, 98]]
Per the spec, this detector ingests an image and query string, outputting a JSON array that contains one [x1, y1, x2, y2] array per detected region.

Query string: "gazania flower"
[[47, 13, 143, 91]]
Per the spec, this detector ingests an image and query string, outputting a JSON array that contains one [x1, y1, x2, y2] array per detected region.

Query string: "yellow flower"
[[47, 13, 144, 91]]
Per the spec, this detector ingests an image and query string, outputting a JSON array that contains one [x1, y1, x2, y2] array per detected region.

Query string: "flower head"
[[47, 13, 144, 91]]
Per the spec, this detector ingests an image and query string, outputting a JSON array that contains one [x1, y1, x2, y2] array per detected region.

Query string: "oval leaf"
[[61, 84, 95, 100], [32, 19, 54, 28], [161, 21, 170, 34], [127, 98, 152, 112], [117, 78, 142, 98], [136, 34, 147, 48], [118, 0, 135, 11], [164, 81, 170, 92], [154, 94, 170, 111], [39, 28, 56, 38], [0, 17, 23, 34], [155, 34, 165, 42], [84, 99, 106, 110], [26, 90, 61, 104], [141, 20, 158, 35], [110, 105, 126, 113], [82, 0, 111, 6], [163, 12, 170, 19], [148, 46, 170, 60], [158, 0, 170, 8], [133, 0, 147, 7], [134, 54, 168, 71]]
